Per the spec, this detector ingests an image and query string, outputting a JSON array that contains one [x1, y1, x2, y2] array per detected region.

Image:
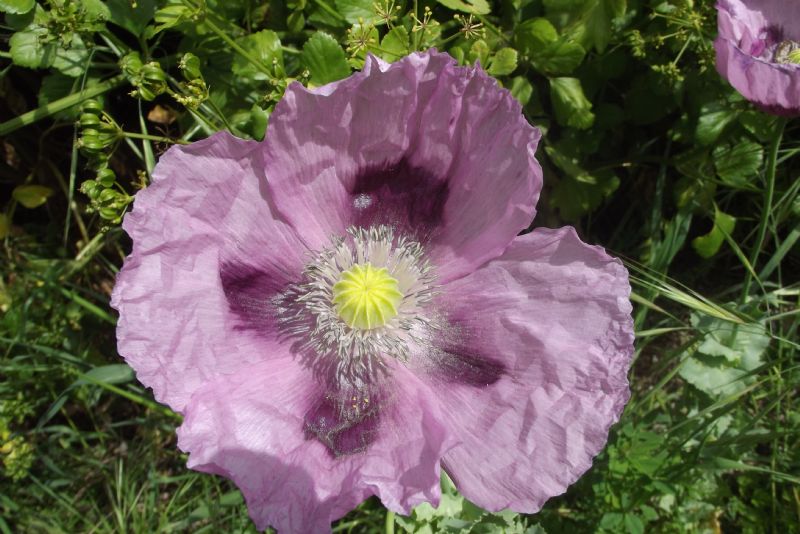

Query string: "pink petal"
[[111, 132, 309, 412], [177, 355, 454, 533], [715, 0, 800, 116], [262, 50, 542, 283], [427, 227, 634, 512]]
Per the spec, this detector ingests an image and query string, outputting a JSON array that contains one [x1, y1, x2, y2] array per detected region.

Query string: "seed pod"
[[97, 168, 116, 188], [80, 180, 101, 200], [99, 207, 120, 221], [79, 113, 101, 130], [81, 99, 103, 115], [180, 53, 203, 81]]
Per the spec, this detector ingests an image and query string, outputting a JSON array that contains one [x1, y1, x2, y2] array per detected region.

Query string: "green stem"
[[314, 0, 346, 22], [201, 16, 276, 80], [475, 14, 508, 43], [384, 510, 395, 534], [740, 116, 788, 301], [122, 132, 189, 145], [0, 75, 127, 137]]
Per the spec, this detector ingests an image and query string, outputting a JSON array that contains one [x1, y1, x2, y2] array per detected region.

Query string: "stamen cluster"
[[276, 226, 438, 386]]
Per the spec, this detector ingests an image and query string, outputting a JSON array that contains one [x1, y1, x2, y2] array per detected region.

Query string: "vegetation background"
[[1, 0, 798, 532]]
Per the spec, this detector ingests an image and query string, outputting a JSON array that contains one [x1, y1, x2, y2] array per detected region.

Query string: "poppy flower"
[[111, 50, 634, 533], [715, 0, 800, 116]]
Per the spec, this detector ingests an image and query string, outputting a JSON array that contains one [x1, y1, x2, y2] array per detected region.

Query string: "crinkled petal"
[[426, 227, 633, 512], [177, 354, 453, 533], [715, 0, 800, 116], [111, 132, 309, 412], [263, 50, 542, 282]]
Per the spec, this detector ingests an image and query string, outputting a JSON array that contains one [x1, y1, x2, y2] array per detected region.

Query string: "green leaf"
[[52, 34, 90, 78], [249, 104, 268, 141], [232, 30, 283, 80], [488, 47, 518, 76], [514, 18, 558, 55], [581, 0, 626, 52], [547, 144, 619, 220], [692, 207, 736, 258], [600, 513, 624, 530], [679, 311, 770, 398], [106, 0, 157, 36], [713, 140, 764, 187], [737, 110, 779, 143], [533, 39, 586, 75], [696, 102, 737, 146], [302, 32, 351, 86], [150, 1, 194, 35], [509, 76, 533, 106], [75, 364, 135, 386], [9, 27, 56, 69], [437, 0, 491, 15], [334, 0, 377, 24], [37, 73, 92, 121], [550, 77, 595, 129], [467, 39, 491, 67], [379, 26, 409, 62], [0, 0, 34, 14], [12, 185, 54, 208], [623, 514, 645, 534]]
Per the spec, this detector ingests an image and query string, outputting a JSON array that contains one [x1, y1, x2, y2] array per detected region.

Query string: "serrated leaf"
[[514, 18, 558, 56], [488, 47, 518, 76], [713, 140, 763, 187], [379, 26, 409, 62], [550, 77, 595, 129], [13, 185, 54, 208], [437, 0, 491, 15], [232, 30, 283, 80], [9, 27, 56, 69], [533, 38, 585, 75], [106, 0, 157, 36], [0, 0, 34, 14], [580, 0, 626, 52], [52, 34, 90, 77], [302, 32, 351, 85], [335, 0, 377, 23], [468, 39, 490, 67], [692, 207, 735, 258]]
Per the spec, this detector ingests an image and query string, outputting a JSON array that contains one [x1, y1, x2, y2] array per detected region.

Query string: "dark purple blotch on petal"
[[349, 158, 448, 240], [428, 343, 506, 387], [304, 390, 381, 457], [219, 262, 290, 336]]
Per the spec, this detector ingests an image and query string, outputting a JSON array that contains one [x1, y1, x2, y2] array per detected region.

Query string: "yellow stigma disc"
[[332, 263, 403, 330]]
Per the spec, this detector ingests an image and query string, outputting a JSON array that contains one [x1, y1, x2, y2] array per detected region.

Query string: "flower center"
[[774, 40, 800, 64], [332, 263, 403, 330]]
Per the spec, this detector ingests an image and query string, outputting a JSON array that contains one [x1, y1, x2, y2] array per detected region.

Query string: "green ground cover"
[[0, 0, 798, 532]]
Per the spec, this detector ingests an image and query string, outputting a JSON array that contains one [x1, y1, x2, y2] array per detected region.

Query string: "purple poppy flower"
[[715, 0, 800, 116], [111, 51, 634, 533]]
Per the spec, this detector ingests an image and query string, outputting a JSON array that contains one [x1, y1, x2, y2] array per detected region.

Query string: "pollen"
[[332, 263, 403, 330]]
